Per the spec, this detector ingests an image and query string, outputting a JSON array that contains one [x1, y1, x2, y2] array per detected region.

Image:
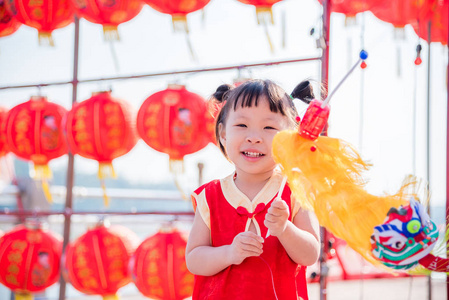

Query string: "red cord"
[[258, 256, 279, 300]]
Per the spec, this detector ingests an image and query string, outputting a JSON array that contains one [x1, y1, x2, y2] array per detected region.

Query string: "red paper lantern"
[[71, 0, 144, 40], [5, 96, 68, 200], [0, 0, 21, 38], [317, 0, 380, 24], [136, 84, 212, 171], [0, 107, 9, 157], [326, 0, 370, 17], [370, 0, 428, 29], [64, 223, 140, 300], [64, 91, 138, 205], [236, 0, 284, 51], [237, 0, 283, 24], [412, 0, 448, 45], [4, 0, 74, 45], [130, 228, 194, 300], [0, 224, 62, 300], [144, 0, 210, 32]]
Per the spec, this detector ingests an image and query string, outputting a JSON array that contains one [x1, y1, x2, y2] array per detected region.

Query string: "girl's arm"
[[264, 199, 320, 266], [186, 209, 264, 276]]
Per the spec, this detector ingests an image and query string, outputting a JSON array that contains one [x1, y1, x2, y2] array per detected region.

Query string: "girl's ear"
[[218, 123, 226, 145]]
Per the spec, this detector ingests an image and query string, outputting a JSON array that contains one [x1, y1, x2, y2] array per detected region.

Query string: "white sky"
[[0, 0, 447, 206]]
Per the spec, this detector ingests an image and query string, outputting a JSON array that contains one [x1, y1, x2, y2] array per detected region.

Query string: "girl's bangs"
[[232, 82, 285, 115]]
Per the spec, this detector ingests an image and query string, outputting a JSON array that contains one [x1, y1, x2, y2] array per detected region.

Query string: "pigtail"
[[211, 84, 234, 158], [213, 84, 233, 103], [291, 80, 315, 104], [207, 84, 233, 119]]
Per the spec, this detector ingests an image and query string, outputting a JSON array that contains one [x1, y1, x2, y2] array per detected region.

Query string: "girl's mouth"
[[243, 151, 264, 158]]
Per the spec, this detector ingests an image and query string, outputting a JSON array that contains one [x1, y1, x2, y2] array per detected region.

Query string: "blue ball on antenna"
[[360, 50, 368, 60]]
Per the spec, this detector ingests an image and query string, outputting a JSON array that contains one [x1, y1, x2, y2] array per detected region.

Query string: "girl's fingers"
[[239, 231, 264, 242], [266, 208, 288, 219], [265, 213, 274, 222], [266, 210, 282, 218], [264, 218, 279, 227], [242, 244, 263, 256], [268, 199, 289, 215], [233, 238, 262, 257], [264, 200, 289, 236], [272, 198, 288, 209], [238, 235, 263, 248]]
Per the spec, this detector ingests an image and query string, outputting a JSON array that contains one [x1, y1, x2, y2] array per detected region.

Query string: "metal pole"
[[320, 1, 331, 300], [58, 15, 79, 300], [446, 3, 449, 298], [358, 14, 366, 150], [412, 64, 418, 174], [426, 20, 432, 300], [0, 56, 322, 91]]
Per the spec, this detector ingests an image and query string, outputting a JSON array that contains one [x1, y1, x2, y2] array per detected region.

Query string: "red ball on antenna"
[[360, 61, 367, 69], [415, 57, 422, 65]]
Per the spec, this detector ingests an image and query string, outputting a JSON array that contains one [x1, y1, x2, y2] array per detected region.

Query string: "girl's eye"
[[236, 124, 247, 128], [265, 126, 277, 130]]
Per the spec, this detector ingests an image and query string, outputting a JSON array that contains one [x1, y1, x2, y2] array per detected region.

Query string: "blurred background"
[[0, 0, 447, 299]]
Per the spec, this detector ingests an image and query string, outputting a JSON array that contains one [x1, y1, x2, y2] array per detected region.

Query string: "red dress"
[[191, 171, 309, 300]]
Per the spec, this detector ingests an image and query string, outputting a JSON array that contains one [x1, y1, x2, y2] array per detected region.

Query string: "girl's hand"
[[264, 198, 290, 237], [228, 231, 264, 265]]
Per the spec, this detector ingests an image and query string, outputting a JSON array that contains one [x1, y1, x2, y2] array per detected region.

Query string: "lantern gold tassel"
[[100, 180, 110, 207], [172, 15, 189, 33], [169, 159, 184, 174], [394, 27, 405, 77], [185, 34, 197, 61], [201, 8, 206, 27], [281, 10, 286, 48], [103, 294, 119, 300], [38, 32, 55, 47], [172, 15, 198, 61], [33, 164, 53, 203], [98, 163, 117, 206], [15, 293, 33, 300], [255, 6, 274, 25], [103, 25, 120, 41], [344, 16, 357, 26], [169, 159, 188, 200], [255, 7, 275, 53], [173, 175, 188, 201], [263, 22, 275, 53]]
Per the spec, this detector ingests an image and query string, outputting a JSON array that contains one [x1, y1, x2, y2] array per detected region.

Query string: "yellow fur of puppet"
[[273, 130, 415, 266]]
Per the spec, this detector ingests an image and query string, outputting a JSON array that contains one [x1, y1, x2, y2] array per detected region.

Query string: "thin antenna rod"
[[322, 57, 362, 107]]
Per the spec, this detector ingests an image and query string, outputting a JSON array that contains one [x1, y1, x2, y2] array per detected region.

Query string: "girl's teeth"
[[245, 152, 262, 157]]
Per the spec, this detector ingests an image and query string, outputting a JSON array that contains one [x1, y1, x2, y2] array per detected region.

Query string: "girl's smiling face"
[[219, 96, 290, 179]]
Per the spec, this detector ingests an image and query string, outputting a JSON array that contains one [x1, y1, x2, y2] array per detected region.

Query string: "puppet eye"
[[386, 236, 407, 249], [394, 241, 404, 249], [388, 239, 405, 249], [407, 220, 421, 234]]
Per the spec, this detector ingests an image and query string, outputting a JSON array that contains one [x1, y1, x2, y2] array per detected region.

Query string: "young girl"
[[186, 79, 320, 300]]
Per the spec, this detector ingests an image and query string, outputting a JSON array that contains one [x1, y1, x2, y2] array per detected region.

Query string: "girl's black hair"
[[290, 80, 315, 104], [211, 79, 298, 158]]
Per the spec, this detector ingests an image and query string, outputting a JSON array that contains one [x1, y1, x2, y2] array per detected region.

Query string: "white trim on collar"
[[220, 169, 284, 212]]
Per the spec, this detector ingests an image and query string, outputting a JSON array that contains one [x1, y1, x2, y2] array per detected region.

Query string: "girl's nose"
[[246, 135, 262, 143]]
